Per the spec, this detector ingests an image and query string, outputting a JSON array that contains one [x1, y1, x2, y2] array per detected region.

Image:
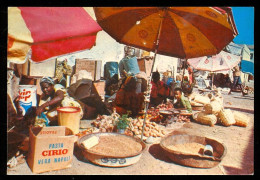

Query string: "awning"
[[241, 44, 251, 61], [225, 41, 243, 56], [241, 60, 254, 76], [224, 42, 251, 61], [8, 7, 102, 64]]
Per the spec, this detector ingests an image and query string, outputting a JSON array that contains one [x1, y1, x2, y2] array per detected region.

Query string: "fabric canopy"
[[94, 7, 238, 59], [241, 44, 251, 61], [187, 51, 241, 72], [8, 7, 102, 63], [241, 60, 254, 76], [225, 41, 243, 56]]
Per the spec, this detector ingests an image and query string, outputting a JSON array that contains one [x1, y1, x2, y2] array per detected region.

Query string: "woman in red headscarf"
[[150, 71, 170, 108], [114, 76, 144, 117]]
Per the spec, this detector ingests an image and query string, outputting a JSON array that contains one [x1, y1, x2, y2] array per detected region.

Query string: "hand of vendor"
[[36, 103, 49, 116]]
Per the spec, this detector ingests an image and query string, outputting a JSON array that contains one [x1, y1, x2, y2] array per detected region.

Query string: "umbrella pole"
[[141, 9, 165, 141], [182, 59, 186, 83], [211, 72, 214, 89]]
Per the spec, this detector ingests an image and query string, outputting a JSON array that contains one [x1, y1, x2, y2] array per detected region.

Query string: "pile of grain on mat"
[[89, 135, 142, 156], [167, 143, 205, 155]]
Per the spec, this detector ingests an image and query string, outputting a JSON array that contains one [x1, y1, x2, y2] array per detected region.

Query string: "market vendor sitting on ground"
[[173, 88, 192, 113], [35, 76, 83, 126], [150, 71, 170, 108], [114, 76, 144, 117]]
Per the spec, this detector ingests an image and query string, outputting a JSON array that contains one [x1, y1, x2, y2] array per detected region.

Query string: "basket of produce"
[[77, 132, 146, 167], [160, 134, 226, 168]]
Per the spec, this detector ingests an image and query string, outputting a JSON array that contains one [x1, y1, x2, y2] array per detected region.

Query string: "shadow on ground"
[[148, 144, 172, 163], [73, 142, 99, 167], [233, 96, 254, 100], [223, 107, 254, 114]]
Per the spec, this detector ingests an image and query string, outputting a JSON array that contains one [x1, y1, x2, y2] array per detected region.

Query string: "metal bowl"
[[77, 132, 147, 167], [160, 134, 227, 168], [159, 110, 173, 115]]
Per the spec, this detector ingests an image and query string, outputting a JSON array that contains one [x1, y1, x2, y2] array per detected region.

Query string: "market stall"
[[7, 7, 253, 175]]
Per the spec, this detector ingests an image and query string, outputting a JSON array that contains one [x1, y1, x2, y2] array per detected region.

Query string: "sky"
[[231, 7, 254, 45]]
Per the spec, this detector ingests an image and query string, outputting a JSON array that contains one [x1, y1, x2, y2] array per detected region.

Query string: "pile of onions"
[[92, 115, 116, 133]]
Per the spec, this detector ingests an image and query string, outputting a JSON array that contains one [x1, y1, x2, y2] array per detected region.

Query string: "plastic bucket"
[[105, 62, 118, 79], [18, 85, 37, 116], [57, 107, 81, 134]]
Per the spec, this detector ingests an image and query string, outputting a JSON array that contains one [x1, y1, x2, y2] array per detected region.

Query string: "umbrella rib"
[[163, 9, 186, 58]]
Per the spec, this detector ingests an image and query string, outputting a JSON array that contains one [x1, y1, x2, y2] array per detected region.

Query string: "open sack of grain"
[[232, 111, 250, 127], [218, 109, 236, 126], [195, 111, 217, 127], [193, 94, 211, 105], [204, 100, 223, 115]]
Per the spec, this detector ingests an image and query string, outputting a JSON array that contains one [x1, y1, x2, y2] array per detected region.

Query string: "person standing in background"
[[228, 65, 245, 96], [187, 65, 194, 85]]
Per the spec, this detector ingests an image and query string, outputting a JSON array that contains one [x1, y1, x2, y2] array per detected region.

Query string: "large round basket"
[[160, 134, 226, 168], [77, 132, 146, 167]]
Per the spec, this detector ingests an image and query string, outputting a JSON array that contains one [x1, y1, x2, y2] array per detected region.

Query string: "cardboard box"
[[93, 80, 106, 101], [75, 59, 102, 81], [27, 126, 75, 174], [137, 58, 154, 77], [21, 58, 56, 77]]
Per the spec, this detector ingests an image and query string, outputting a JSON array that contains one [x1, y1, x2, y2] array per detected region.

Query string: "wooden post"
[[140, 8, 166, 141]]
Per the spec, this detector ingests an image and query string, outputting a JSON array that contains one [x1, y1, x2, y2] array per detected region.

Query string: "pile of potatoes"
[[131, 118, 166, 137]]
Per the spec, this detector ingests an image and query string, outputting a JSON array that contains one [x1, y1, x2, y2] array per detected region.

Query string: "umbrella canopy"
[[94, 7, 238, 141], [8, 7, 102, 64], [94, 7, 238, 59], [187, 51, 241, 72]]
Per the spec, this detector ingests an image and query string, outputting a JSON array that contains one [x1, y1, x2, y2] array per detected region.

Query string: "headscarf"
[[40, 76, 55, 85]]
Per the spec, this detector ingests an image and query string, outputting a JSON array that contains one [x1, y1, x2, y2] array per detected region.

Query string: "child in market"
[[173, 88, 192, 113]]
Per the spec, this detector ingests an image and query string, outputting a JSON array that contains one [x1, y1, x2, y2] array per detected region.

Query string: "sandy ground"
[[7, 89, 254, 175]]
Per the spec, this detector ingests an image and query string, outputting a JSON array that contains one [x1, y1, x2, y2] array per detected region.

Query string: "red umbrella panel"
[[8, 7, 102, 63]]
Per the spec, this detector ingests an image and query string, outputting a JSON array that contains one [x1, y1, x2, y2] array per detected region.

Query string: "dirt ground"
[[7, 89, 254, 175]]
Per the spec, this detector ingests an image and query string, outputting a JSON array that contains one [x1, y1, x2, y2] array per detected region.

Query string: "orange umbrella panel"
[[8, 7, 102, 63], [94, 7, 238, 59]]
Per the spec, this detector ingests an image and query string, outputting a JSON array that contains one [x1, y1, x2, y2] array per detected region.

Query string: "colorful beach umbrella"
[[94, 7, 238, 59], [8, 7, 102, 64], [187, 51, 241, 72]]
